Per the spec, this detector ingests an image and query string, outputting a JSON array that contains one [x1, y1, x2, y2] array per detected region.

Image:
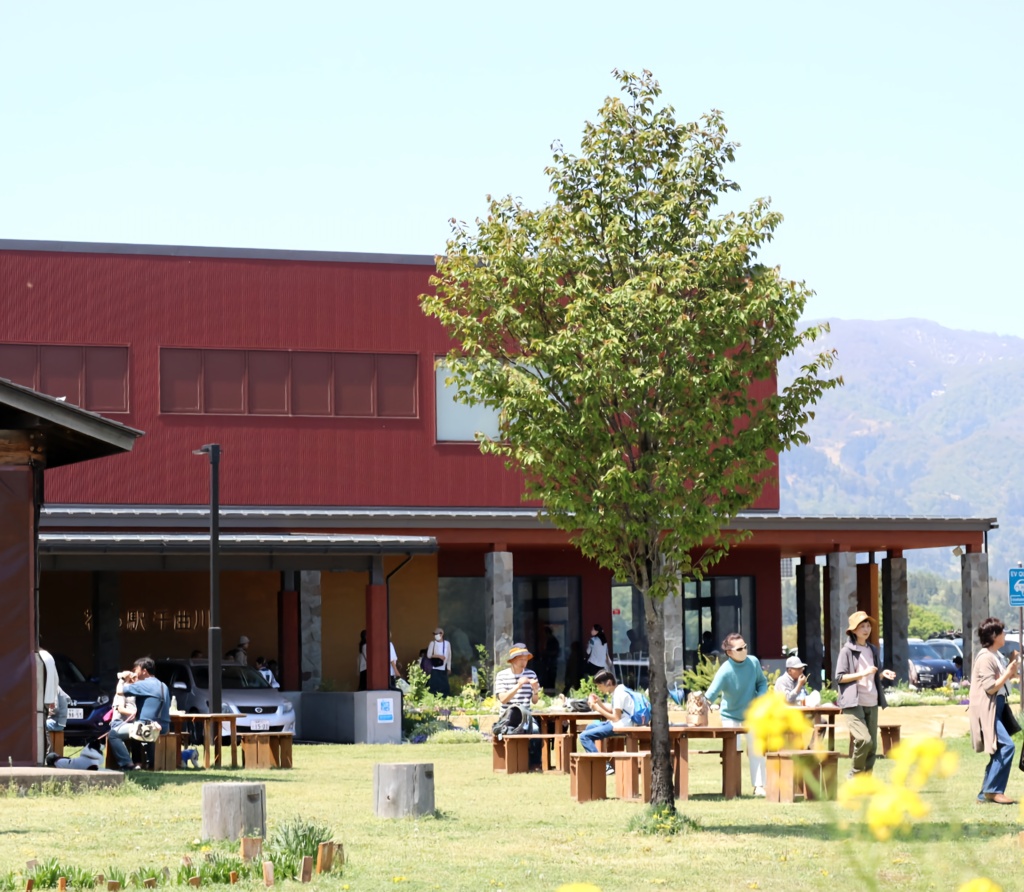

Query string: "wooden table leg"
[[229, 720, 238, 768], [723, 739, 742, 799], [202, 719, 212, 769], [677, 737, 689, 800]]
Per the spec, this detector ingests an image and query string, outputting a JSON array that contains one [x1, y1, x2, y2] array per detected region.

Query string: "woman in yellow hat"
[[834, 611, 896, 776]]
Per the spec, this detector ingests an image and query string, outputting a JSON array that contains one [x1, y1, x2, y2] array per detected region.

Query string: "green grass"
[[0, 733, 1018, 891]]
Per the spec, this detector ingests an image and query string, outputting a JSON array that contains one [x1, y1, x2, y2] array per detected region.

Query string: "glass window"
[[160, 349, 202, 413], [248, 351, 290, 415], [203, 350, 246, 414], [291, 352, 332, 416], [682, 576, 755, 669], [0, 344, 38, 388], [513, 576, 581, 694], [437, 577, 488, 677], [84, 346, 129, 412], [376, 354, 418, 417], [434, 361, 501, 442], [39, 345, 82, 405], [335, 353, 375, 416]]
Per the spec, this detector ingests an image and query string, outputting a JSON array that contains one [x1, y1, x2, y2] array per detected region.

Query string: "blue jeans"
[[579, 720, 620, 753], [982, 695, 1015, 796], [108, 724, 137, 769]]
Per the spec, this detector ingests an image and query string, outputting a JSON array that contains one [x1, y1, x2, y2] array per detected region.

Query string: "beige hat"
[[507, 643, 533, 662], [846, 611, 875, 634]]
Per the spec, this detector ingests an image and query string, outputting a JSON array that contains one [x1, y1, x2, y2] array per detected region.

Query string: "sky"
[[2, 2, 1022, 336]]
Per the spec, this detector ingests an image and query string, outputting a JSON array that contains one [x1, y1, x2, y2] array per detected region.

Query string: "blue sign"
[[1010, 569, 1024, 607], [377, 697, 395, 724]]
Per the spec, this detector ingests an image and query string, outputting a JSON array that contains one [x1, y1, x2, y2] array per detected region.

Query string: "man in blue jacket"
[[108, 656, 171, 771]]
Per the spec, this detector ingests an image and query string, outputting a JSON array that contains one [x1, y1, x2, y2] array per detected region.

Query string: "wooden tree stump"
[[201, 783, 267, 841], [373, 763, 434, 819]]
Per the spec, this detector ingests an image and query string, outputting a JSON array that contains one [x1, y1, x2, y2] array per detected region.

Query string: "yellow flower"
[[837, 771, 886, 807], [743, 692, 813, 754], [888, 736, 958, 791], [863, 783, 929, 841], [958, 880, 1002, 892]]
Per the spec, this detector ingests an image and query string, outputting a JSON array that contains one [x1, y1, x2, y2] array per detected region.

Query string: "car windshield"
[[191, 664, 271, 690], [54, 654, 87, 685], [909, 643, 942, 660]]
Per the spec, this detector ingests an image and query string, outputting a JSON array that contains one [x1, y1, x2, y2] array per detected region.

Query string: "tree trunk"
[[201, 782, 267, 841], [643, 588, 675, 810], [373, 763, 435, 818]]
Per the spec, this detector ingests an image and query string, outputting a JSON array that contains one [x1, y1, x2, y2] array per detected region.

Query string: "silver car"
[[154, 659, 296, 738]]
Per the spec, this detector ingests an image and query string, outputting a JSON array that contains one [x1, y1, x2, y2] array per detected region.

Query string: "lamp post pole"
[[194, 444, 222, 719]]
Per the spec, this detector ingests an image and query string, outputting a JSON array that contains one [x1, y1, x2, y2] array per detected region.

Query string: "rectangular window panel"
[[435, 361, 501, 441], [204, 350, 246, 414], [376, 353, 417, 417], [247, 351, 289, 415], [291, 352, 332, 416], [160, 349, 202, 413], [334, 353, 375, 416], [0, 344, 38, 389], [39, 345, 83, 405], [84, 346, 129, 412]]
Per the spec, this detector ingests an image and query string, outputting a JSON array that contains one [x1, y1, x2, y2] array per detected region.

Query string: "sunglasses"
[[730, 645, 748, 652]]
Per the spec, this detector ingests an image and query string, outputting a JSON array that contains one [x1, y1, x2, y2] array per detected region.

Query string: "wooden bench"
[[104, 731, 180, 770], [238, 732, 293, 769], [48, 730, 64, 757], [879, 724, 901, 756], [569, 752, 652, 803], [492, 734, 571, 774], [765, 750, 840, 803]]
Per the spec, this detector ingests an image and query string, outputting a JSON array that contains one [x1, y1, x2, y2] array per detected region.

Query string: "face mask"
[[434, 634, 442, 641]]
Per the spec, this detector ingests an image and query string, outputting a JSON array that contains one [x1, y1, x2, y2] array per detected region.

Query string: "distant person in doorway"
[[425, 627, 452, 696], [585, 624, 610, 677], [256, 656, 279, 688], [698, 631, 716, 661], [358, 630, 368, 691], [541, 626, 560, 690], [225, 635, 250, 664]]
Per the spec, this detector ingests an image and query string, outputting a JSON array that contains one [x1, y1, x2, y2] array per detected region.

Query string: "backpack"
[[491, 705, 533, 738], [626, 688, 651, 726]]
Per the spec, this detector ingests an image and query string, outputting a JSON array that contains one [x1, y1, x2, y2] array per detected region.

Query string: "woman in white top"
[[426, 627, 452, 696], [585, 624, 610, 677]]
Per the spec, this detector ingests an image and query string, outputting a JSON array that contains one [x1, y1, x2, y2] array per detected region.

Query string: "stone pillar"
[[962, 552, 990, 682], [299, 570, 322, 692], [485, 551, 514, 667], [856, 561, 880, 644], [795, 561, 822, 689], [662, 576, 683, 685], [92, 571, 121, 684], [826, 552, 857, 681], [277, 571, 300, 691], [365, 556, 389, 691], [881, 555, 909, 684]]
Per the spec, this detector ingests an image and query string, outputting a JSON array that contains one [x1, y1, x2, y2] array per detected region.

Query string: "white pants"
[[721, 715, 766, 789]]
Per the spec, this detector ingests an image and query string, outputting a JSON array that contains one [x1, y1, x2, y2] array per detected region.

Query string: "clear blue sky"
[[2, 2, 1021, 336]]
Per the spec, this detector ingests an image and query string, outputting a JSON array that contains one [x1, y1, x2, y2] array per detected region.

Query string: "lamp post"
[[193, 443, 222, 720]]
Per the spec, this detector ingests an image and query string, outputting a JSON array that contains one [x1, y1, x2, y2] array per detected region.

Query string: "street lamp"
[[193, 443, 222, 721]]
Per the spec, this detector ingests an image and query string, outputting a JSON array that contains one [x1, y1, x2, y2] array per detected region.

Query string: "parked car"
[[906, 642, 959, 688], [925, 639, 963, 663], [53, 654, 111, 742], [153, 659, 296, 739]]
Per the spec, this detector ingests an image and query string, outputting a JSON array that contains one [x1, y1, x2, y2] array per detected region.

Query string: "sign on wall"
[[1010, 569, 1024, 607]]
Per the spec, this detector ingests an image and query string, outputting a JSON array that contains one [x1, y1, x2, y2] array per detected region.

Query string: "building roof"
[[0, 378, 143, 468], [0, 238, 435, 267]]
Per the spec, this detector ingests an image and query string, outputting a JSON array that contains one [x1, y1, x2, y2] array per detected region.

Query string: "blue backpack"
[[626, 688, 651, 725]]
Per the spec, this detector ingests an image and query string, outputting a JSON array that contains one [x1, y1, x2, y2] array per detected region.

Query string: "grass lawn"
[[1, 730, 1020, 892]]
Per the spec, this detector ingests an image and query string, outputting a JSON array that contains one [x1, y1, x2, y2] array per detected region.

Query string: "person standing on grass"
[[834, 611, 896, 779], [969, 616, 1019, 805], [585, 624, 609, 677], [579, 669, 647, 775], [700, 632, 769, 796]]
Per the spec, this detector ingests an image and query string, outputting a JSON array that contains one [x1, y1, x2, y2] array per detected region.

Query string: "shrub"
[[627, 805, 700, 836]]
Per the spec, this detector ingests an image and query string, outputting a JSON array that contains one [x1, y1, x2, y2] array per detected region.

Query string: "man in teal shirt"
[[700, 633, 768, 796]]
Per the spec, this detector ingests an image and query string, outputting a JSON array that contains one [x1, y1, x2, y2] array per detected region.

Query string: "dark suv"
[[53, 654, 111, 742]]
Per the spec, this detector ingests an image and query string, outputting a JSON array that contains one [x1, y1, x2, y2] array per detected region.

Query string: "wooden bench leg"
[[570, 757, 607, 803], [49, 730, 64, 758]]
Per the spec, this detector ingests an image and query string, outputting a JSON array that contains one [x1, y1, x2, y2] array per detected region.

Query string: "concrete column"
[[365, 556, 389, 691], [92, 572, 121, 684], [485, 551, 514, 667], [662, 575, 683, 685], [826, 552, 857, 680], [299, 570, 322, 692], [881, 556, 909, 684], [962, 552, 990, 682], [796, 561, 822, 689], [277, 571, 300, 692]]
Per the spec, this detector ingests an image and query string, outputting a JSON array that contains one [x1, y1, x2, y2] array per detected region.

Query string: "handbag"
[[1003, 700, 1022, 737]]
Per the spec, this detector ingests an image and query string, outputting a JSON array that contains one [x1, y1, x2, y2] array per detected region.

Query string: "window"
[[0, 343, 129, 412], [434, 360, 501, 442], [159, 348, 418, 418]]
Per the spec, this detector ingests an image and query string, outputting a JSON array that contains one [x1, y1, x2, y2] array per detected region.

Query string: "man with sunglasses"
[[698, 633, 769, 796]]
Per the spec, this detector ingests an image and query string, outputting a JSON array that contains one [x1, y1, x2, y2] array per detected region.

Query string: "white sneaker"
[[605, 764, 616, 776], [754, 786, 766, 797]]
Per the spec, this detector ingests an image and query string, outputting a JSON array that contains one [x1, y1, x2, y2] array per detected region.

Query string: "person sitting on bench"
[[108, 657, 170, 771], [579, 670, 642, 775], [494, 643, 542, 766]]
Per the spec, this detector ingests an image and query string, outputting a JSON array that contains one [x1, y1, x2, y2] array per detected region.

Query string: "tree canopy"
[[422, 69, 841, 808]]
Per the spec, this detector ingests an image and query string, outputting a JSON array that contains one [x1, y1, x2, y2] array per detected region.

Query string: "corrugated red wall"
[[1, 246, 780, 510]]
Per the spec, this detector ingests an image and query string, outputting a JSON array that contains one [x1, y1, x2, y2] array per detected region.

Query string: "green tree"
[[422, 70, 840, 810], [907, 604, 953, 640]]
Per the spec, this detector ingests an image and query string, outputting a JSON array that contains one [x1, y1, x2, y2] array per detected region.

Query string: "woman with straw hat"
[[834, 611, 896, 777]]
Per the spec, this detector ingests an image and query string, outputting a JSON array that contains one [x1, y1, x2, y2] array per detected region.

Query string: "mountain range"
[[777, 318, 1024, 584]]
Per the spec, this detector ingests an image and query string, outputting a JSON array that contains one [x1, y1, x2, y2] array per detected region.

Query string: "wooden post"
[[373, 763, 435, 818], [262, 863, 274, 887], [201, 783, 266, 841], [93, 876, 104, 887], [299, 857, 313, 883], [143, 881, 157, 889], [107, 883, 120, 891], [58, 880, 67, 891], [315, 842, 334, 875], [187, 878, 201, 888], [24, 881, 33, 892], [228, 873, 238, 885], [239, 838, 263, 862]]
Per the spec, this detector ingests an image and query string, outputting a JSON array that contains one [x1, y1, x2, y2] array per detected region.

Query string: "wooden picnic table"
[[619, 725, 746, 800], [169, 712, 243, 769], [796, 704, 842, 751], [532, 710, 602, 773]]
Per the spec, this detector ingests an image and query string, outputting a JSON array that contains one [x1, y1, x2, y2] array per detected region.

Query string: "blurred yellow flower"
[[838, 771, 929, 841], [744, 692, 813, 754], [957, 880, 1002, 892], [888, 736, 958, 791]]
